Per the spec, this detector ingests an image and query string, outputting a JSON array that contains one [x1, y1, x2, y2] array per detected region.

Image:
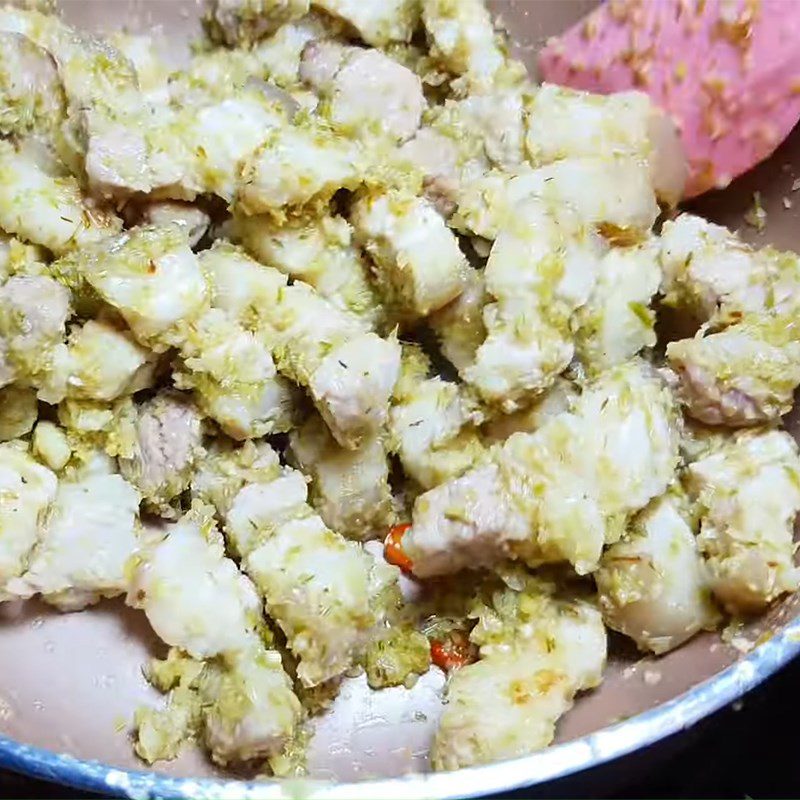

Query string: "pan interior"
[[0, 0, 798, 788]]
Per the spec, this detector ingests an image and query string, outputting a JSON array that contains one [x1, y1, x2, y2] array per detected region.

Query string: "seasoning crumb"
[[731, 635, 754, 654], [732, 699, 744, 712], [622, 665, 637, 680], [743, 191, 766, 232], [792, 178, 800, 192], [783, 197, 793, 210], [643, 669, 662, 686], [722, 619, 755, 653]]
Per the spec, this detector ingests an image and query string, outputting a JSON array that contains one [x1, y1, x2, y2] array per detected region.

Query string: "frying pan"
[[1, 1, 799, 797]]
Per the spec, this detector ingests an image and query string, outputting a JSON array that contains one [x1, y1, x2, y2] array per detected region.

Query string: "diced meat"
[[667, 314, 800, 426], [206, 0, 310, 46], [301, 43, 424, 142], [118, 392, 204, 517], [11, 470, 140, 611], [686, 430, 800, 614], [596, 493, 718, 654]]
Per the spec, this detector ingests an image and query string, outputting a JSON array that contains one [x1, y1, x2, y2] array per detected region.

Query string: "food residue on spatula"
[[539, 0, 800, 197]]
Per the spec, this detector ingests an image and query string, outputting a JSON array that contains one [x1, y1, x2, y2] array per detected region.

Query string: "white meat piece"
[[191, 439, 281, 518], [0, 10, 150, 189], [147, 89, 287, 203], [297, 39, 346, 89], [511, 158, 659, 240], [199, 241, 287, 330], [565, 362, 681, 523], [432, 584, 606, 770], [406, 360, 680, 577], [526, 84, 686, 205], [289, 414, 394, 541], [81, 102, 155, 197], [236, 120, 368, 216], [44, 318, 156, 404], [168, 48, 263, 106], [596, 493, 718, 654], [107, 33, 170, 104], [0, 31, 64, 137], [667, 314, 800, 427], [139, 202, 211, 249], [118, 392, 204, 516], [11, 471, 140, 611], [401, 89, 531, 202], [54, 398, 137, 463], [659, 214, 799, 325], [211, 449, 400, 686], [453, 157, 659, 242], [2, 12, 165, 199], [128, 512, 262, 659], [463, 310, 569, 412], [0, 233, 47, 283], [66, 226, 208, 351], [224, 471, 306, 558], [308, 331, 402, 449], [2, 15, 184, 202], [430, 91, 527, 171], [685, 430, 800, 614], [170, 12, 329, 105], [421, 0, 517, 93], [78, 84, 286, 201], [463, 199, 606, 409], [481, 377, 578, 444], [200, 243, 399, 447], [0, 7, 137, 110], [0, 139, 120, 254], [263, 278, 400, 448], [250, 13, 333, 89], [244, 509, 398, 686], [231, 213, 383, 325], [176, 308, 295, 440], [0, 442, 57, 601], [0, 275, 70, 390], [0, 386, 37, 442], [427, 268, 487, 375], [31, 421, 72, 472], [200, 645, 302, 765], [301, 43, 424, 142], [177, 92, 286, 202], [407, 462, 530, 577], [396, 127, 465, 214], [351, 189, 468, 319], [574, 241, 661, 374], [311, 0, 420, 46], [207, 0, 310, 45], [138, 640, 300, 769], [389, 349, 485, 490]]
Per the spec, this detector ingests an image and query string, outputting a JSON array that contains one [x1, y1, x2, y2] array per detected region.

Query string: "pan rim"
[[1, 613, 798, 799]]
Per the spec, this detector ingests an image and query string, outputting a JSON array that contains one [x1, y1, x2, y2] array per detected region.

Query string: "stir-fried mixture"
[[0, 0, 799, 777]]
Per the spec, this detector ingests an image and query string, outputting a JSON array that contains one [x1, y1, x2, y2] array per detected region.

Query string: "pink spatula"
[[538, 0, 800, 198]]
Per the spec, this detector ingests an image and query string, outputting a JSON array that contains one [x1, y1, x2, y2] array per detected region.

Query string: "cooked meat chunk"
[[685, 430, 800, 614], [119, 392, 204, 517]]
